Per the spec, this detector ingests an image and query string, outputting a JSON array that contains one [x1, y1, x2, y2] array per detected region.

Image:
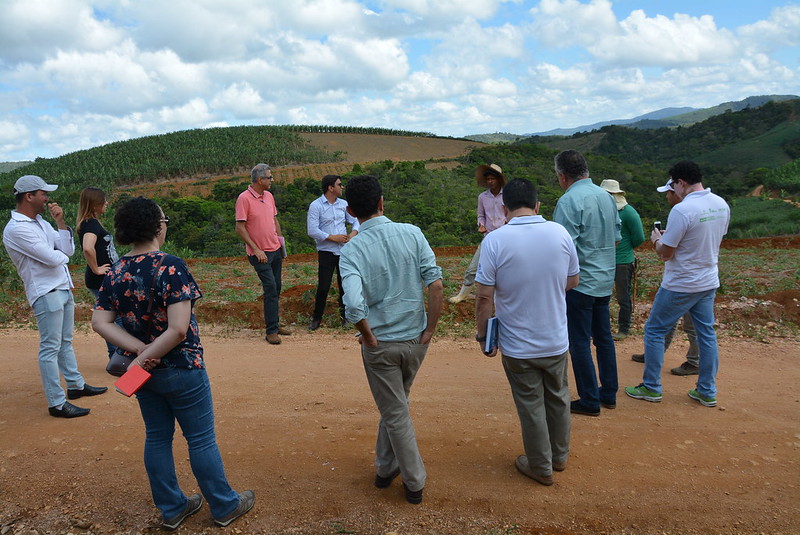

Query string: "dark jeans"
[[566, 289, 618, 411], [249, 250, 282, 335], [312, 251, 344, 322], [614, 261, 636, 334], [136, 368, 240, 520]]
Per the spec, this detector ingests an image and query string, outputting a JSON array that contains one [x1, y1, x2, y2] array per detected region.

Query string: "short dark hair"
[[345, 175, 382, 219], [503, 178, 538, 211], [115, 197, 162, 245], [554, 150, 589, 181], [668, 160, 702, 185], [321, 174, 341, 194]]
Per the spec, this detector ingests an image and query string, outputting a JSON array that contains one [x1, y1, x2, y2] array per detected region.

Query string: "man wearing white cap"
[[3, 175, 107, 418], [599, 179, 644, 341], [626, 161, 729, 407], [630, 178, 700, 375]]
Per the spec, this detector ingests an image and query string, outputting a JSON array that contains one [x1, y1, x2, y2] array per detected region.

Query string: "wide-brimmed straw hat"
[[476, 164, 506, 188], [600, 179, 627, 209], [600, 179, 624, 194]]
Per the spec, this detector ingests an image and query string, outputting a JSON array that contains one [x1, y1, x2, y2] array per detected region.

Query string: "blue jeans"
[[136, 367, 240, 521], [643, 287, 719, 397], [89, 288, 122, 358], [565, 290, 618, 411], [32, 290, 85, 407], [249, 250, 282, 334]]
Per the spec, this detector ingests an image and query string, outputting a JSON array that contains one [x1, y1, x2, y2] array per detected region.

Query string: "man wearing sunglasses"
[[3, 175, 107, 418], [626, 161, 730, 408], [306, 175, 359, 331], [235, 163, 291, 345]]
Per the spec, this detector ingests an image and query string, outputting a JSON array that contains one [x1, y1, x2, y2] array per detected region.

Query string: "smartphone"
[[654, 221, 662, 231]]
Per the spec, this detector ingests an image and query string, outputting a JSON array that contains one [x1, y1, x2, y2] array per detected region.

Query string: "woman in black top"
[[77, 188, 119, 357], [76, 188, 119, 295]]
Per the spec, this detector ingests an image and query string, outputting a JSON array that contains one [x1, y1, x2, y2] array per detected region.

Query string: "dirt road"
[[0, 329, 797, 534]]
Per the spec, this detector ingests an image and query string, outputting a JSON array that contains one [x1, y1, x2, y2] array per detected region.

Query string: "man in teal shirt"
[[553, 150, 622, 417], [601, 180, 645, 340], [340, 175, 443, 505]]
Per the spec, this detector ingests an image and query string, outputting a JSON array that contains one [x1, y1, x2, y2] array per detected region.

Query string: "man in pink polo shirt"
[[235, 163, 291, 344]]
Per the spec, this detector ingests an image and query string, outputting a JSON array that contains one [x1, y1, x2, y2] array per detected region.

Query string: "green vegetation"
[[763, 158, 800, 194], [727, 197, 800, 239], [522, 98, 800, 198]]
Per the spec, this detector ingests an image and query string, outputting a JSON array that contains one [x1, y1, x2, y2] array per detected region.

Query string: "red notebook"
[[114, 364, 152, 397]]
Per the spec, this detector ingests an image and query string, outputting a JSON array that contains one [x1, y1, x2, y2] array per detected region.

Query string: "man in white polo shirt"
[[475, 178, 580, 486], [3, 175, 107, 418], [626, 161, 730, 407]]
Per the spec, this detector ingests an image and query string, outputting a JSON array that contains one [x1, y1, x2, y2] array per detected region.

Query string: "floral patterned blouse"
[[95, 251, 204, 369]]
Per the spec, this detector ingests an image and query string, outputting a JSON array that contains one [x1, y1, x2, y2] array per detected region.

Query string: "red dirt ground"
[[0, 328, 798, 534]]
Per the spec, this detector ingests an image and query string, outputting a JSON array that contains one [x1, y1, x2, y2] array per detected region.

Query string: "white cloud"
[[590, 11, 738, 66], [0, 120, 30, 156], [0, 0, 796, 161], [738, 4, 800, 50], [0, 0, 123, 64]]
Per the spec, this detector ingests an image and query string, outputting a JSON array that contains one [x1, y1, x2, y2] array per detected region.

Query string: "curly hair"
[[114, 197, 162, 245], [344, 175, 382, 219]]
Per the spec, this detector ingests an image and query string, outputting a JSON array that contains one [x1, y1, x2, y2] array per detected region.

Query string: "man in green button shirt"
[[553, 150, 622, 417], [600, 180, 645, 340]]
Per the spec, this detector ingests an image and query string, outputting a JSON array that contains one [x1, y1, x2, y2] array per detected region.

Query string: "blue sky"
[[0, 0, 798, 161]]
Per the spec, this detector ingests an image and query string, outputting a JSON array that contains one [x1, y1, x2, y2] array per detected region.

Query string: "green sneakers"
[[688, 389, 717, 407], [625, 384, 662, 402]]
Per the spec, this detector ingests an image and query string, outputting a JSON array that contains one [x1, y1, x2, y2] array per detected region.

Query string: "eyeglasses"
[[161, 215, 170, 227]]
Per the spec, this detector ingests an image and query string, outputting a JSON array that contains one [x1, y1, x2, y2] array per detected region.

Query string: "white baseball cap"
[[13, 175, 58, 195], [656, 179, 674, 193]]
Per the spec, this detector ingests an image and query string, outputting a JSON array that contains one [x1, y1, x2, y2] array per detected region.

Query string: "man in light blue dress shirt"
[[340, 175, 443, 505], [553, 151, 622, 417], [306, 175, 359, 330]]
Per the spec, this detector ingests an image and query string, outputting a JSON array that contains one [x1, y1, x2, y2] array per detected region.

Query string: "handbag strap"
[[144, 254, 166, 341]]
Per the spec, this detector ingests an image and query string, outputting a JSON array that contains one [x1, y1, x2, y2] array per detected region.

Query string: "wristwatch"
[[475, 334, 486, 342]]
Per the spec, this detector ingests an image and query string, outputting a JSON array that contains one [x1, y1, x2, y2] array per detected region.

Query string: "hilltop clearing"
[[119, 133, 485, 199]]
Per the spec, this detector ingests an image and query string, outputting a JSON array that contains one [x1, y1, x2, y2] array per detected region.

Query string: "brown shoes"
[[277, 326, 292, 336], [515, 455, 553, 486], [265, 333, 281, 345]]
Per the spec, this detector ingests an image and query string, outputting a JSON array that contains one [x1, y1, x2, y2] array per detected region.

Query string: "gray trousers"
[[361, 338, 428, 492], [502, 351, 571, 477], [665, 312, 699, 366], [462, 241, 482, 287]]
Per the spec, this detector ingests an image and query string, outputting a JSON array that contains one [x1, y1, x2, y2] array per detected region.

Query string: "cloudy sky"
[[1, 0, 798, 161]]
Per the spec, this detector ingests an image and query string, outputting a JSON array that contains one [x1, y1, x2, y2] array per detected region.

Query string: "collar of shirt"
[[247, 185, 265, 201], [507, 215, 546, 225], [356, 215, 390, 232]]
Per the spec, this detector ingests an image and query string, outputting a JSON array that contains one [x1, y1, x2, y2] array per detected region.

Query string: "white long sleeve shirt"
[[3, 210, 74, 306]]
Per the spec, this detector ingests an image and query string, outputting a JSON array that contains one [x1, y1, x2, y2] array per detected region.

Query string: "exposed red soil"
[[0, 329, 797, 534]]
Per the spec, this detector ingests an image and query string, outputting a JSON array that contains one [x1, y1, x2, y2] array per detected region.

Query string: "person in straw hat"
[[599, 179, 644, 341], [448, 163, 507, 303]]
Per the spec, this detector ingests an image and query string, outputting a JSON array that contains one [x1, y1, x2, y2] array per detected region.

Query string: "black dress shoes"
[[308, 319, 321, 331], [67, 384, 108, 399], [49, 401, 90, 418]]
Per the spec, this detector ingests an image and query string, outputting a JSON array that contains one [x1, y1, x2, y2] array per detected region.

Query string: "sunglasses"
[[160, 215, 170, 227]]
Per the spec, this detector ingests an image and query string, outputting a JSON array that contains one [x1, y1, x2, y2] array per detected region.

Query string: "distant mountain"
[[463, 132, 526, 143], [0, 161, 32, 174], [529, 107, 697, 136], [525, 95, 798, 136]]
